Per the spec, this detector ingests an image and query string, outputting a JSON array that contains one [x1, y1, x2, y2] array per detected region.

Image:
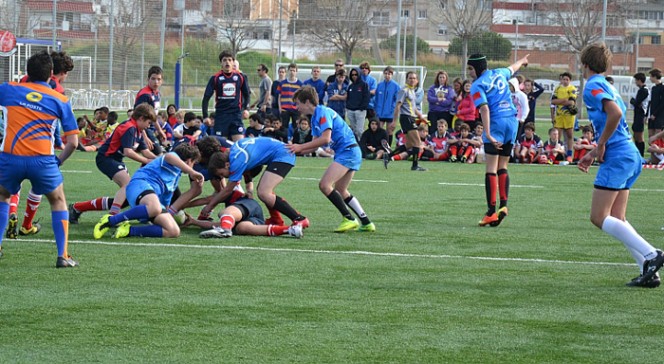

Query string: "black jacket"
[[345, 68, 370, 111]]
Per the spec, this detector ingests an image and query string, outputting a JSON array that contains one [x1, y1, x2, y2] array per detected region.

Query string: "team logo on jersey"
[[26, 92, 42, 102], [223, 83, 237, 97], [232, 75, 238, 81]]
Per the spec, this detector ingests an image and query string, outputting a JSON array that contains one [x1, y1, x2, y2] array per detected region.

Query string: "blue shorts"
[[214, 112, 245, 138], [595, 143, 642, 190], [333, 145, 362, 171], [126, 178, 171, 208], [0, 154, 62, 195], [233, 197, 265, 226], [96, 154, 127, 180], [482, 117, 518, 145]]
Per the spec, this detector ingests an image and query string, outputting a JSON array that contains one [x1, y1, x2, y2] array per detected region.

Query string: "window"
[[401, 9, 409, 18], [371, 11, 389, 26], [418, 10, 427, 19], [653, 35, 661, 45], [438, 24, 447, 35]]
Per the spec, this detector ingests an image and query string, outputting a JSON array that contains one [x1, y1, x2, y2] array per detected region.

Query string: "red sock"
[[22, 191, 42, 229], [73, 197, 108, 212], [267, 208, 284, 225], [464, 147, 474, 159], [393, 155, 403, 161], [220, 215, 235, 230], [498, 169, 509, 206], [9, 193, 20, 215], [267, 225, 289, 236]]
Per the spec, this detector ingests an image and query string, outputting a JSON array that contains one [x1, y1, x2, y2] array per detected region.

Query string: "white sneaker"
[[288, 224, 303, 238], [199, 226, 232, 239]]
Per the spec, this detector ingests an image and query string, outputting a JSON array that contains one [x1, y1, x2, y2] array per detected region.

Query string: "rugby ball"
[[173, 210, 187, 225]]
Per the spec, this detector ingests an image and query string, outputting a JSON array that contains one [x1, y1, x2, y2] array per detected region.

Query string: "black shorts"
[[262, 161, 293, 178], [233, 197, 265, 226], [96, 154, 127, 180], [650, 117, 664, 130], [399, 114, 417, 133], [632, 116, 645, 133], [484, 142, 513, 157]]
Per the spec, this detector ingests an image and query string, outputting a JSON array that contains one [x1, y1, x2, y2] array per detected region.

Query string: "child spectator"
[[472, 124, 485, 163], [166, 104, 178, 127], [173, 111, 202, 147], [448, 122, 476, 163], [515, 122, 542, 164], [76, 116, 100, 152], [573, 125, 597, 163], [540, 127, 566, 164], [455, 80, 477, 130], [245, 113, 265, 138], [425, 119, 454, 161], [156, 111, 174, 151], [359, 118, 388, 160], [292, 116, 313, 156], [105, 111, 120, 140], [647, 129, 664, 165], [262, 117, 288, 143]]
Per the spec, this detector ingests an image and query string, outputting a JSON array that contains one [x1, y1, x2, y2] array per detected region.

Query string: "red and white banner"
[[0, 30, 17, 57]]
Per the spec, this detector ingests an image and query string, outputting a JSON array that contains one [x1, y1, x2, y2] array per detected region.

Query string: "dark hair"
[[434, 71, 449, 87], [383, 66, 394, 75], [258, 63, 268, 73], [249, 113, 264, 125], [107, 111, 118, 123], [184, 112, 197, 123], [634, 72, 646, 83], [174, 143, 201, 163], [99, 106, 110, 114], [218, 50, 234, 62], [132, 103, 157, 122], [649, 68, 662, 79], [523, 122, 535, 132], [460, 79, 472, 97], [167, 104, 177, 115], [196, 136, 221, 165], [148, 66, 163, 79], [207, 150, 230, 177], [288, 63, 297, 70], [335, 69, 346, 77], [582, 125, 594, 134], [293, 86, 319, 106], [605, 76, 614, 84], [27, 51, 53, 82], [458, 122, 470, 132], [560, 72, 573, 80], [50, 51, 74, 75]]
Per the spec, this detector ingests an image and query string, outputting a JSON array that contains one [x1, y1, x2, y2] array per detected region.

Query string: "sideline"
[[16, 237, 633, 267]]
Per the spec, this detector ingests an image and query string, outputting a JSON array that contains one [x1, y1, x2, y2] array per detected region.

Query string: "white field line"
[[18, 237, 633, 267], [61, 170, 93, 173], [290, 177, 388, 183], [438, 182, 545, 188]]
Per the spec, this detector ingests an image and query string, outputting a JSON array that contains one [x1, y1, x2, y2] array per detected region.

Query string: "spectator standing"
[[577, 43, 664, 288], [326, 59, 348, 87], [345, 68, 370, 141], [202, 50, 250, 142], [250, 64, 272, 119], [278, 63, 303, 132], [303, 66, 326, 103], [359, 62, 378, 120], [426, 71, 456, 135], [550, 72, 578, 163], [523, 79, 544, 124], [325, 69, 348, 119], [374, 66, 400, 146], [509, 78, 530, 138], [468, 53, 529, 226], [271, 66, 286, 117], [630, 72, 649, 156], [647, 68, 664, 138], [455, 80, 477, 130]]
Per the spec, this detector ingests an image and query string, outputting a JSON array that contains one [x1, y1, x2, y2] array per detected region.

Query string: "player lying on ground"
[[93, 144, 203, 239]]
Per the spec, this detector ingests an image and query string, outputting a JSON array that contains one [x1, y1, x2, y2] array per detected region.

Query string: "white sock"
[[602, 216, 657, 260]]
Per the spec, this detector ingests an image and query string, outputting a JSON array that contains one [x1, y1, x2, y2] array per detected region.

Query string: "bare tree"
[[204, 0, 257, 56], [437, 0, 492, 78], [298, 0, 389, 64]]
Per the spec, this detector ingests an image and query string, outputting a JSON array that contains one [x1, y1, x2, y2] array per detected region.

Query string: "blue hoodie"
[[345, 67, 370, 111], [374, 78, 400, 119]]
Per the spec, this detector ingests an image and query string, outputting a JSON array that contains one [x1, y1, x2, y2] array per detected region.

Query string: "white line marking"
[[632, 188, 664, 192], [291, 177, 388, 183], [18, 238, 633, 267], [61, 170, 93, 174], [438, 182, 545, 188]]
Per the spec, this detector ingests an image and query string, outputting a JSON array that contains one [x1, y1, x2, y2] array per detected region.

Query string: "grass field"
[[1, 153, 663, 363]]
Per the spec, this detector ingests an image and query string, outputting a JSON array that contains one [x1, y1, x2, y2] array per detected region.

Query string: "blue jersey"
[[310, 105, 357, 153], [131, 152, 183, 195], [470, 68, 516, 121], [584, 74, 631, 149], [228, 137, 295, 183]]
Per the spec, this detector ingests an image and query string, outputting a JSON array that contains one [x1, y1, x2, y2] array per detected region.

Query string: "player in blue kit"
[[0, 51, 80, 267], [577, 43, 664, 288], [288, 86, 375, 233], [467, 53, 529, 227], [202, 137, 308, 234], [93, 144, 203, 239]]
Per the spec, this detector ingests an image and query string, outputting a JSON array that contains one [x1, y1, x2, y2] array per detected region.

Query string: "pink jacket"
[[456, 94, 477, 122]]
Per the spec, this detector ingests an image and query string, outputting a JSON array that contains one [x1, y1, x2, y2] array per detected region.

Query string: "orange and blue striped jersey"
[[0, 81, 77, 156]]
